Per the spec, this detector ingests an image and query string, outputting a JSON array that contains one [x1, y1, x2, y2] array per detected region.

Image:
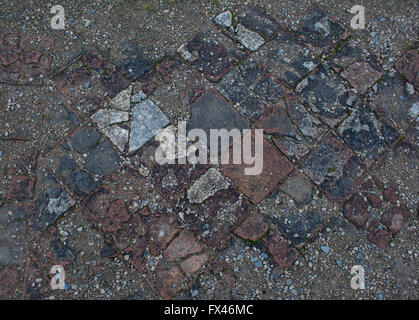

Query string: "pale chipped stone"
[[131, 90, 147, 104], [187, 168, 230, 204], [91, 109, 129, 129], [110, 85, 131, 111], [129, 99, 169, 153], [177, 43, 192, 61], [215, 11, 232, 28], [236, 24, 265, 51], [101, 126, 129, 153]]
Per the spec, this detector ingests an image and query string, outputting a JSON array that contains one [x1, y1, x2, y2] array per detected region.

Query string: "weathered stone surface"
[[214, 11, 232, 28], [110, 85, 132, 111], [54, 51, 130, 116], [85, 141, 121, 176], [234, 212, 268, 241], [156, 266, 185, 299], [177, 30, 246, 82], [58, 155, 99, 198], [221, 132, 294, 204], [302, 133, 366, 202], [68, 126, 101, 154], [129, 99, 169, 153], [381, 206, 410, 234], [164, 230, 203, 261], [187, 91, 249, 153], [367, 221, 392, 249], [0, 269, 19, 298], [114, 41, 154, 81], [341, 62, 383, 94], [91, 108, 130, 129], [296, 63, 355, 128], [187, 168, 230, 204], [395, 49, 419, 90], [32, 188, 75, 231], [343, 193, 369, 228], [276, 211, 325, 247], [101, 199, 130, 233], [338, 104, 400, 166], [256, 96, 327, 162], [295, 5, 349, 53], [369, 73, 419, 133], [180, 253, 208, 276], [7, 175, 35, 201], [238, 6, 279, 39], [149, 215, 179, 256], [101, 126, 129, 153], [253, 31, 320, 87], [236, 24, 265, 51], [263, 232, 298, 269], [279, 172, 314, 205]]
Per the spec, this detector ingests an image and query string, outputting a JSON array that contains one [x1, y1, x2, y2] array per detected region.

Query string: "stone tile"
[[236, 24, 265, 51], [187, 91, 249, 151], [164, 230, 203, 261], [296, 63, 356, 128], [180, 253, 208, 276], [156, 266, 185, 299], [149, 215, 179, 256], [328, 39, 383, 74], [177, 29, 247, 82], [381, 206, 410, 234], [214, 11, 232, 28], [237, 6, 280, 40], [253, 31, 320, 87], [67, 125, 101, 154], [152, 163, 209, 200], [85, 141, 121, 176], [110, 40, 154, 81], [54, 51, 130, 117], [338, 103, 400, 166], [256, 96, 327, 163], [395, 49, 419, 90], [221, 131, 294, 204], [295, 5, 350, 55], [0, 33, 52, 84], [369, 72, 419, 133], [129, 99, 169, 154], [262, 231, 298, 269], [302, 133, 366, 202], [278, 172, 315, 206], [341, 62, 383, 94], [234, 212, 268, 242], [187, 168, 230, 204]]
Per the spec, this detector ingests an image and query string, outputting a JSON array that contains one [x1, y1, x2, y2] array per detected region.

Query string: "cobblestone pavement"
[[0, 0, 418, 300]]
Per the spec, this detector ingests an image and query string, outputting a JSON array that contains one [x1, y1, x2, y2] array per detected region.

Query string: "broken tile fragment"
[[129, 99, 169, 153], [101, 126, 129, 153], [381, 206, 410, 234], [214, 11, 232, 28], [263, 232, 298, 269], [236, 24, 265, 51], [187, 168, 230, 204], [91, 109, 129, 129], [110, 84, 132, 111], [149, 215, 179, 255]]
